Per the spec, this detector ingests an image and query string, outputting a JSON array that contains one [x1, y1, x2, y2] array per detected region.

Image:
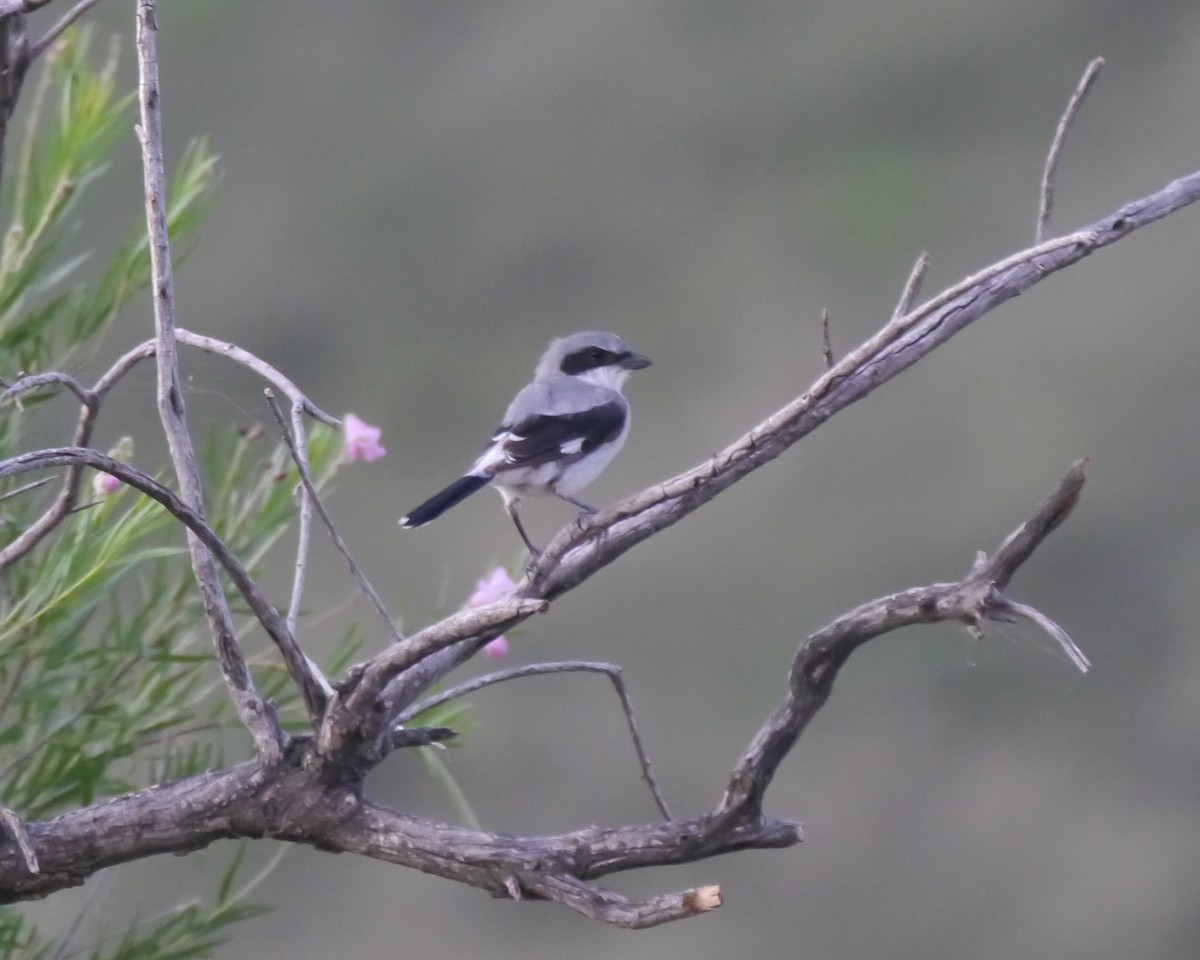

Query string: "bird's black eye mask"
[[559, 346, 622, 375]]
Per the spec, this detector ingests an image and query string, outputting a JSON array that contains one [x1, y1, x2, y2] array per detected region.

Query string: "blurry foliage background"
[[12, 0, 1200, 958]]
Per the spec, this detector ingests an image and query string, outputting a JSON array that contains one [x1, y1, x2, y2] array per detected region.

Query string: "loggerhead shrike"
[[400, 331, 651, 556]]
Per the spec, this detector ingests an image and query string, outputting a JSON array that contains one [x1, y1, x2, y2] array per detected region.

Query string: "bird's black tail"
[[400, 474, 491, 528]]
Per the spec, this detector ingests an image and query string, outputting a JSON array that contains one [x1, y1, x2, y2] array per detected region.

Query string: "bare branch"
[[136, 0, 280, 760], [0, 754, 798, 914], [173, 330, 339, 428], [1037, 57, 1105, 243], [374, 641, 486, 720], [286, 401, 314, 639], [717, 459, 1088, 819], [289, 798, 801, 919], [993, 597, 1089, 673], [820, 308, 833, 368], [0, 759, 264, 902], [93, 340, 158, 396], [986, 458, 1088, 589], [891, 251, 931, 320], [89, 331, 339, 422], [0, 371, 93, 409], [398, 660, 673, 821], [518, 874, 721, 928]]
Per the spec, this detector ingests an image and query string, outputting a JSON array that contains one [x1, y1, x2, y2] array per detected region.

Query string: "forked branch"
[[0, 459, 1086, 927]]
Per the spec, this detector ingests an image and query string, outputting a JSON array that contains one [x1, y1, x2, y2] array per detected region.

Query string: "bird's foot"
[[524, 551, 542, 579], [574, 509, 598, 534]]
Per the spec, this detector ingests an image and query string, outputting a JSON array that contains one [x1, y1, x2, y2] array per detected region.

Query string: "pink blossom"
[[468, 567, 516, 606], [342, 413, 386, 462], [467, 567, 517, 659], [93, 471, 121, 496], [482, 635, 509, 659]]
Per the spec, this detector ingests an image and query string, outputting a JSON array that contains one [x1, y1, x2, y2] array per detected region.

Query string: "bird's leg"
[[557, 493, 598, 533], [559, 494, 598, 514], [504, 498, 542, 558]]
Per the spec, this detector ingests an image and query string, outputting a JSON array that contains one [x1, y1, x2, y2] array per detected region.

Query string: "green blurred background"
[[18, 0, 1200, 957]]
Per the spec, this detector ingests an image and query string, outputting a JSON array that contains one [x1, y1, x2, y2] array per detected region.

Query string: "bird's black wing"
[[491, 400, 626, 473]]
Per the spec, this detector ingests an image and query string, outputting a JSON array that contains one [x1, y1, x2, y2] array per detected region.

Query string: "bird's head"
[[537, 331, 652, 390]]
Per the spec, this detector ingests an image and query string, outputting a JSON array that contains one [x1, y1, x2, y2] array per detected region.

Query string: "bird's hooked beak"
[[621, 351, 652, 370]]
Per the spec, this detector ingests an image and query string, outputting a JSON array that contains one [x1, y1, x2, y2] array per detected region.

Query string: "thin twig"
[[397, 660, 673, 820], [891, 251, 931, 320], [173, 330, 339, 427], [265, 389, 404, 645], [286, 399, 312, 639], [377, 643, 480, 719], [827, 231, 1092, 394], [518, 873, 722, 928], [990, 596, 1090, 673], [0, 475, 52, 504], [28, 0, 106, 59], [0, 371, 94, 409], [820, 309, 833, 368], [1037, 57, 1105, 243], [93, 340, 158, 397], [136, 0, 281, 760]]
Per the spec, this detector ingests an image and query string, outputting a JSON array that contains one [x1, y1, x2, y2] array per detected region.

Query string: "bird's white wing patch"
[[470, 434, 514, 475]]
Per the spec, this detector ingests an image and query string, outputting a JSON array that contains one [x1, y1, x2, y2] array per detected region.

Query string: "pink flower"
[[482, 635, 509, 659], [468, 567, 516, 606], [343, 413, 386, 462], [93, 471, 121, 496], [467, 567, 517, 659]]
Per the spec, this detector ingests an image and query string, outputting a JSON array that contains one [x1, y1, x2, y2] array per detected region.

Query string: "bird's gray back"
[[502, 376, 625, 426]]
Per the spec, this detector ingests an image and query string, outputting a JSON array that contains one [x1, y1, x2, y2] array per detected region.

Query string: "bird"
[[400, 331, 652, 557]]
